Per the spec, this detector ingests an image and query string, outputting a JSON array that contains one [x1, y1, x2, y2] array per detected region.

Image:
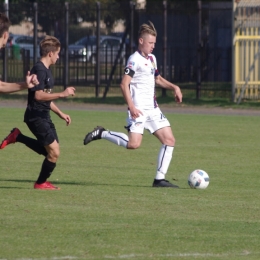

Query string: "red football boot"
[[34, 181, 60, 190], [0, 128, 21, 149]]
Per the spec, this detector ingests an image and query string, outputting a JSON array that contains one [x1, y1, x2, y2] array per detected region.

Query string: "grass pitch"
[[0, 107, 260, 260]]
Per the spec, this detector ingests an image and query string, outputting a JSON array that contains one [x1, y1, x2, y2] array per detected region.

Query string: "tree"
[[1, 0, 135, 35]]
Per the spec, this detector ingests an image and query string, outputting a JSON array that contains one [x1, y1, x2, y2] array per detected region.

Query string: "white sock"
[[101, 131, 128, 148], [155, 145, 174, 180]]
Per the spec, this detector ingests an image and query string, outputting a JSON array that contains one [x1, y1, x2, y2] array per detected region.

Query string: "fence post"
[[130, 1, 135, 55], [63, 2, 69, 89], [95, 1, 100, 97], [196, 0, 202, 100], [162, 0, 167, 98], [33, 2, 38, 64], [2, 2, 9, 82], [232, 0, 237, 102], [21, 49, 30, 76]]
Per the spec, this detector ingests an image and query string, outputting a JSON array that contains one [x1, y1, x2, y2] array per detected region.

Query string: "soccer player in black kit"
[[0, 36, 75, 190]]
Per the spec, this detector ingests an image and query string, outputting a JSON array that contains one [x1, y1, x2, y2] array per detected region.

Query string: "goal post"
[[232, 0, 260, 103]]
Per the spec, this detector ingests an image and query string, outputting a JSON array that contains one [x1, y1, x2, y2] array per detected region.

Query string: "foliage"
[[0, 0, 134, 35], [145, 0, 229, 14]]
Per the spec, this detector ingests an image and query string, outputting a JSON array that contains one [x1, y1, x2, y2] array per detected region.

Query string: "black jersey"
[[27, 61, 54, 112]]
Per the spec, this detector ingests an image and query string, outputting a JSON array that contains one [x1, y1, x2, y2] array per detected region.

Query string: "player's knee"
[[127, 142, 141, 149], [165, 136, 175, 146], [53, 149, 60, 159], [48, 148, 60, 161], [127, 133, 142, 149]]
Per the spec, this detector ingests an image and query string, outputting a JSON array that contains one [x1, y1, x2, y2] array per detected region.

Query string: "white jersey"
[[124, 51, 160, 110]]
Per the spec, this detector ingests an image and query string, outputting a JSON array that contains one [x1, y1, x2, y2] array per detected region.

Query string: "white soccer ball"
[[188, 169, 210, 189]]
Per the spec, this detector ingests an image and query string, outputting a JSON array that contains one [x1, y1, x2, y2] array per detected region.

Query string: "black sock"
[[16, 134, 47, 156], [36, 158, 56, 184]]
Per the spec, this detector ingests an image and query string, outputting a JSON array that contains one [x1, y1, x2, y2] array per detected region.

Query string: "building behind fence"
[[0, 1, 247, 100]]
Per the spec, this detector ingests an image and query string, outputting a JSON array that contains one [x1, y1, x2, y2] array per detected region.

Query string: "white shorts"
[[126, 107, 170, 134]]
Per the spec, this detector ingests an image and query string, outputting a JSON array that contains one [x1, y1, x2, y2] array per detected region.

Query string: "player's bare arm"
[[0, 72, 39, 93], [34, 87, 75, 101], [155, 75, 182, 103], [120, 74, 143, 119], [50, 102, 71, 126], [0, 81, 25, 93]]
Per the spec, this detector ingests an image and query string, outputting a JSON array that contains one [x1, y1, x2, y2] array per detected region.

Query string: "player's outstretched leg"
[[0, 128, 47, 156], [84, 126, 105, 145], [0, 128, 21, 149]]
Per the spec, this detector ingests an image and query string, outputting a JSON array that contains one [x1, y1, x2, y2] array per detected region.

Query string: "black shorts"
[[25, 116, 59, 146]]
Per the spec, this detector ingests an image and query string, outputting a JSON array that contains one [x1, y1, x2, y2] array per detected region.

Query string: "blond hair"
[[40, 35, 61, 57], [138, 21, 157, 38]]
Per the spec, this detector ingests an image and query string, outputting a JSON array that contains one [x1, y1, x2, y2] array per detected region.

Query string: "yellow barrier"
[[235, 27, 260, 101]]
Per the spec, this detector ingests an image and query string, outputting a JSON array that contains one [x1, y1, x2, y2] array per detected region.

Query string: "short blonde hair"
[[138, 21, 157, 38], [40, 35, 61, 57]]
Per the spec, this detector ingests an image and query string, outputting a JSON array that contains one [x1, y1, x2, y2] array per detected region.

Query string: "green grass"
[[0, 107, 260, 259]]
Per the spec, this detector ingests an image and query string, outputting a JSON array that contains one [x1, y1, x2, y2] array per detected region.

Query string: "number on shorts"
[[160, 113, 166, 119]]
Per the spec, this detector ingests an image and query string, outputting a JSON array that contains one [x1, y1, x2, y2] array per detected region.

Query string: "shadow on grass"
[[0, 186, 27, 189], [0, 178, 149, 188], [0, 178, 187, 189]]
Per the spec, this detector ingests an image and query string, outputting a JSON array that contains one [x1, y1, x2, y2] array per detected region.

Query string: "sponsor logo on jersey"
[[128, 61, 135, 67], [44, 88, 52, 93], [134, 122, 142, 127]]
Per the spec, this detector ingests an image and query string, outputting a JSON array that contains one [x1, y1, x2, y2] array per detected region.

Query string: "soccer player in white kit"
[[84, 21, 182, 187]]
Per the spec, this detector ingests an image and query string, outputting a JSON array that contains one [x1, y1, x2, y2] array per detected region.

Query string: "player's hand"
[[174, 86, 182, 103], [62, 87, 75, 97], [59, 112, 71, 126], [129, 106, 143, 120], [26, 71, 39, 88]]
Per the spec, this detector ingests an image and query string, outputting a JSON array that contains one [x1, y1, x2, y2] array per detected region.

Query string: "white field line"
[[0, 251, 259, 260], [104, 251, 256, 259], [0, 257, 78, 260]]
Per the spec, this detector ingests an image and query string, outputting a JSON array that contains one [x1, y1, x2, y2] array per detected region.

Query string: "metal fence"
[[0, 1, 233, 99]]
